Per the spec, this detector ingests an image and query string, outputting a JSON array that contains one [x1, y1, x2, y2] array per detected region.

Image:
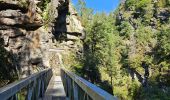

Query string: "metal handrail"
[[61, 68, 118, 100], [0, 68, 52, 100]]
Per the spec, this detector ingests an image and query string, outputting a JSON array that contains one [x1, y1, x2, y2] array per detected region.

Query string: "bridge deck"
[[42, 76, 66, 100]]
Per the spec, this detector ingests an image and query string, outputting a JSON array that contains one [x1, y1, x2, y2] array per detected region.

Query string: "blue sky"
[[71, 0, 120, 13]]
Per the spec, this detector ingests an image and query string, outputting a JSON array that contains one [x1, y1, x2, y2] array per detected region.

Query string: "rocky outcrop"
[[0, 0, 84, 78], [0, 0, 43, 78], [53, 1, 85, 40], [47, 0, 85, 75]]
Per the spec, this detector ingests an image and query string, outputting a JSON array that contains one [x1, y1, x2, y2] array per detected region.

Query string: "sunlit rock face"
[[0, 0, 84, 78]]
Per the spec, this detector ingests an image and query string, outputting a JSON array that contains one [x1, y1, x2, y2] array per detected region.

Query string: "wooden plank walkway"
[[41, 76, 66, 100]]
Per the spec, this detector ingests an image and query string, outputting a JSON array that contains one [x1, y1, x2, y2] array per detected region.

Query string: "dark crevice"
[[52, 0, 69, 40], [66, 32, 82, 36], [0, 2, 28, 13], [0, 24, 42, 31]]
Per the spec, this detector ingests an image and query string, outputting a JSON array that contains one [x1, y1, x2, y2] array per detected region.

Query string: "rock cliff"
[[0, 0, 84, 84]]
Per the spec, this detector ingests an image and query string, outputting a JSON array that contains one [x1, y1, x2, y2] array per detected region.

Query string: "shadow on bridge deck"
[[42, 76, 66, 100]]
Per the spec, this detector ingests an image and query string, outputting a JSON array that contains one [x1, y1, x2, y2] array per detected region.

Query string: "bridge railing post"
[[36, 77, 41, 99], [73, 81, 78, 100]]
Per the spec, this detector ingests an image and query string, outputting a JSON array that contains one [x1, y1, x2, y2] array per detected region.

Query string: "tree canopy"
[[66, 0, 170, 99]]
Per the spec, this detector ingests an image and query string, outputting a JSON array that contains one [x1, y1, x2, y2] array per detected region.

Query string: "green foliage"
[[38, 0, 51, 11], [158, 27, 170, 56], [76, 0, 93, 27], [125, 0, 152, 10], [118, 21, 132, 38], [41, 0, 56, 28], [125, 0, 136, 10], [136, 26, 156, 46], [156, 0, 170, 7], [136, 0, 152, 9], [72, 0, 170, 99], [42, 2, 55, 28], [19, 0, 28, 8]]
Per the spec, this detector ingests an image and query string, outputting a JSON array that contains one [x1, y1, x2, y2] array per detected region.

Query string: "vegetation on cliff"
[[65, 0, 170, 99]]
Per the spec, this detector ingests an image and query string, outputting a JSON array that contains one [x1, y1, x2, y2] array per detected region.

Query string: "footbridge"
[[0, 68, 117, 100]]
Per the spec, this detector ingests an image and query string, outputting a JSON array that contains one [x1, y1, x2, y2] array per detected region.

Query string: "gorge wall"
[[0, 0, 84, 86]]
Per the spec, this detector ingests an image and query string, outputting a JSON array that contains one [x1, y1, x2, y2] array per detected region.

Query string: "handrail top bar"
[[0, 68, 52, 100], [61, 67, 118, 100]]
